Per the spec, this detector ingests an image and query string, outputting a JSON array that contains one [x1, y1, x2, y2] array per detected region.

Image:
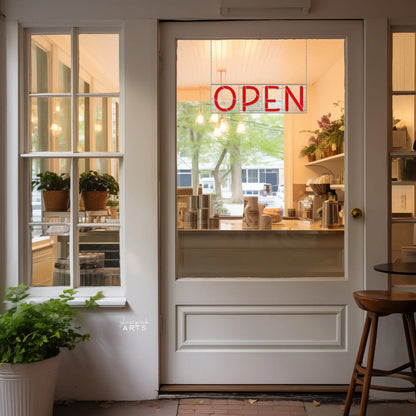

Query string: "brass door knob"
[[351, 208, 363, 219]]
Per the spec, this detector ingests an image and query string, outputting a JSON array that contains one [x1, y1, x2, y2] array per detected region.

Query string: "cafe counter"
[[177, 219, 344, 278]]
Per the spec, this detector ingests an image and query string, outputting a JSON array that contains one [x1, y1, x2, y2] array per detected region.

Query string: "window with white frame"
[[23, 30, 122, 289]]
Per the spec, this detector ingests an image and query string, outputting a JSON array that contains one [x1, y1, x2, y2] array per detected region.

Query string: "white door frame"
[[160, 19, 365, 386]]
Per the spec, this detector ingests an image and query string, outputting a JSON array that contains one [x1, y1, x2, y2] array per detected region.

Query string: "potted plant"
[[0, 285, 102, 416], [299, 136, 321, 162], [106, 197, 119, 219], [32, 171, 70, 211], [79, 170, 119, 211], [300, 102, 345, 160]]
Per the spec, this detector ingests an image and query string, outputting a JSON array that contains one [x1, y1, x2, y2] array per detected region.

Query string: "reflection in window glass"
[[31, 158, 71, 223], [31, 226, 70, 287], [30, 35, 71, 94], [78, 97, 119, 152], [78, 158, 120, 221], [79, 34, 119, 93], [78, 228, 120, 287], [30, 97, 71, 152], [26, 31, 121, 289]]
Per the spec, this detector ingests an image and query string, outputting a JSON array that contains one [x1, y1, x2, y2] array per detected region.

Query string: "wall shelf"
[[390, 151, 416, 158], [392, 218, 416, 224], [305, 153, 344, 167]]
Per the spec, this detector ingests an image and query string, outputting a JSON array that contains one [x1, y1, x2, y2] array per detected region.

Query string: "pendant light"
[[236, 115, 246, 134], [219, 115, 229, 134], [213, 121, 222, 137], [195, 87, 205, 125], [195, 106, 205, 125]]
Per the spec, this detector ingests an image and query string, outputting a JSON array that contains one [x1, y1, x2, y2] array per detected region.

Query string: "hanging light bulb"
[[213, 121, 222, 137], [195, 105, 205, 125], [95, 121, 103, 132], [236, 115, 246, 134], [219, 115, 229, 134], [209, 113, 219, 123]]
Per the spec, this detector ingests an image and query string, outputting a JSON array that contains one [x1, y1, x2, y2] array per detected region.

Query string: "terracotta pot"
[[82, 191, 109, 211], [0, 355, 60, 416], [307, 153, 316, 162], [109, 206, 118, 219], [42, 190, 69, 211], [324, 146, 337, 158]]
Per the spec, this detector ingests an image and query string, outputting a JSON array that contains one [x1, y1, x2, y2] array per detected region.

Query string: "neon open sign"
[[210, 84, 307, 114]]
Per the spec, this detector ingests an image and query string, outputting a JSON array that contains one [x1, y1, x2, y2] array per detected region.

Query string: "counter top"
[[178, 218, 344, 232]]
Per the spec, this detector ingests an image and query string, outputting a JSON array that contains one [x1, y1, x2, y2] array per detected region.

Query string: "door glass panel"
[[392, 33, 416, 91], [176, 39, 345, 278], [392, 95, 416, 149], [391, 32, 416, 289]]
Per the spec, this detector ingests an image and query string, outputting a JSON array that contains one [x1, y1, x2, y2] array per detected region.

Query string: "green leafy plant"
[[79, 170, 119, 196], [300, 102, 344, 158], [0, 285, 102, 364], [299, 136, 321, 158], [106, 197, 119, 207], [32, 171, 70, 191]]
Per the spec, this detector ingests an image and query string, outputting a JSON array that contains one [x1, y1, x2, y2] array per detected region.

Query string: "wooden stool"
[[343, 290, 416, 416]]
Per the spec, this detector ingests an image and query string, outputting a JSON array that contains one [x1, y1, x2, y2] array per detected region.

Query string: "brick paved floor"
[[177, 399, 306, 416]]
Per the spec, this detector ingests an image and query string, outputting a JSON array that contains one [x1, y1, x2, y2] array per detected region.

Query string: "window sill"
[[28, 296, 127, 307]]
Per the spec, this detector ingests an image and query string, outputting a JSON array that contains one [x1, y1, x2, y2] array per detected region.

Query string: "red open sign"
[[211, 84, 306, 114]]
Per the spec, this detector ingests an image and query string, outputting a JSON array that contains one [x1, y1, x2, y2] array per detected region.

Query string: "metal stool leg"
[[359, 312, 378, 416], [344, 313, 372, 416], [404, 312, 416, 398]]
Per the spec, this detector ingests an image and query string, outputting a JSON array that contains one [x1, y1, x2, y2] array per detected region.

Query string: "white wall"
[[55, 20, 159, 400], [1, 0, 416, 401], [292, 55, 345, 186], [0, 13, 5, 311], [1, 0, 416, 23]]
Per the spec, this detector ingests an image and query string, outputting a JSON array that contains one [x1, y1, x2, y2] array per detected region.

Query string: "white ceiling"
[[177, 39, 344, 89]]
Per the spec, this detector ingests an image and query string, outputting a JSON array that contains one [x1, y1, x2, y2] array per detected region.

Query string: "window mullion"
[[70, 158, 80, 288], [70, 28, 80, 288]]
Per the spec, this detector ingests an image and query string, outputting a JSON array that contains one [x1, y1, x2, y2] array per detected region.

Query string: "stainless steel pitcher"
[[319, 194, 340, 228]]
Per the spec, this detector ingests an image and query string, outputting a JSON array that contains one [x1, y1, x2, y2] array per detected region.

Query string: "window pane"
[[30, 35, 71, 94], [78, 227, 120, 286], [31, 158, 71, 222], [392, 95, 416, 150], [30, 97, 71, 152], [392, 33, 416, 91], [79, 158, 120, 221], [248, 169, 258, 183], [79, 34, 119, 93], [78, 97, 119, 152], [176, 38, 345, 279], [31, 225, 70, 287]]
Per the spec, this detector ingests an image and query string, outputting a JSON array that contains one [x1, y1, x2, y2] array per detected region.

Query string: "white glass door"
[[160, 20, 364, 385]]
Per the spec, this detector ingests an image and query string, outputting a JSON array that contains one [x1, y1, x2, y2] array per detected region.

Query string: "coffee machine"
[[298, 193, 327, 221]]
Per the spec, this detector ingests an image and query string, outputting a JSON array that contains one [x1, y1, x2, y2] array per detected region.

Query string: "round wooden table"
[[374, 262, 416, 275]]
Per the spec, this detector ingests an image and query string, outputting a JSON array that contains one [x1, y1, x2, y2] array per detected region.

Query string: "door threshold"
[[159, 384, 351, 394]]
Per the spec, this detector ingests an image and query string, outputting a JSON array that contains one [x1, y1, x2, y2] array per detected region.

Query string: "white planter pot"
[[0, 355, 60, 416]]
